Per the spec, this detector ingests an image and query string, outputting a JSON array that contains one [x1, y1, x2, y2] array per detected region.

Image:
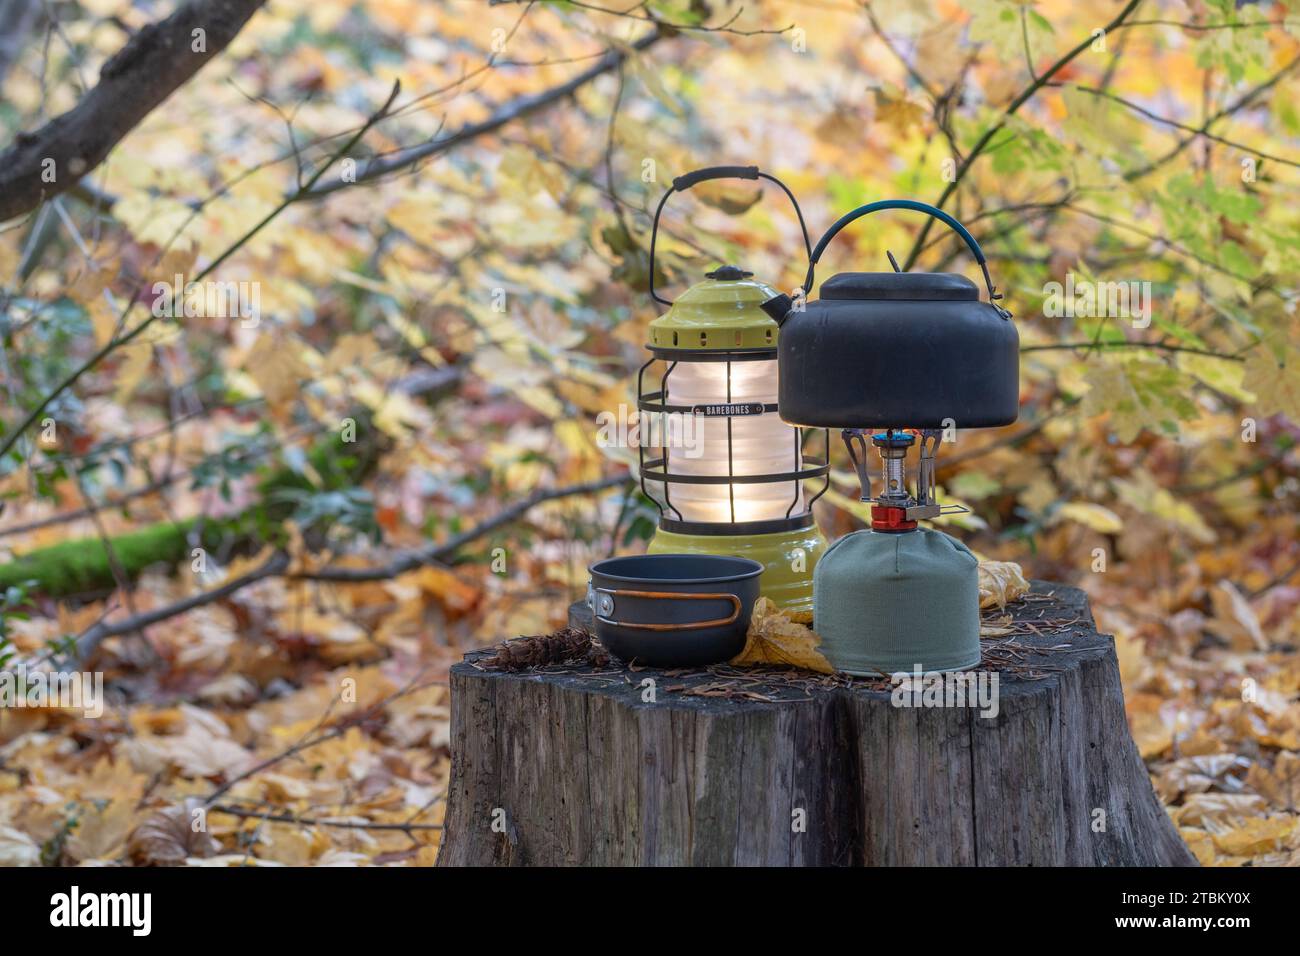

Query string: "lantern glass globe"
[[644, 359, 802, 524]]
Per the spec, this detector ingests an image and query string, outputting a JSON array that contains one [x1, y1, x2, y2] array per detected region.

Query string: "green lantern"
[[636, 167, 828, 613]]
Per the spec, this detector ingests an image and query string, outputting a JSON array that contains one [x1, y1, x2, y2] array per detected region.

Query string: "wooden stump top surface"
[[442, 579, 1196, 865], [454, 581, 1109, 708]]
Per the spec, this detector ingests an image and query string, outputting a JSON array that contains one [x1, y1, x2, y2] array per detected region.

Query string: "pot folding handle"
[[590, 587, 742, 631], [648, 165, 812, 306], [800, 199, 1010, 318]]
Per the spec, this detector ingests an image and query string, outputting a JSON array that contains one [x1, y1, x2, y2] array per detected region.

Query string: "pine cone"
[[483, 627, 605, 671]]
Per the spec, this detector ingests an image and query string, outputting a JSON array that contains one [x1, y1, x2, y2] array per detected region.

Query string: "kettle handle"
[[649, 166, 812, 307], [802, 200, 1008, 316]]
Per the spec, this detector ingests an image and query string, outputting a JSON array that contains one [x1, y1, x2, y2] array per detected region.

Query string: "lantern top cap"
[[705, 265, 753, 281], [647, 269, 781, 350]]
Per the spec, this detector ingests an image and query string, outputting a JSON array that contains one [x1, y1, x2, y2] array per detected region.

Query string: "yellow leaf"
[[471, 347, 562, 418], [731, 597, 834, 673], [87, 296, 122, 347], [1054, 501, 1123, 534], [1244, 334, 1300, 419], [1209, 580, 1268, 652], [1114, 470, 1216, 543], [322, 332, 380, 376], [352, 381, 428, 438], [1179, 828, 1217, 866], [629, 56, 684, 116], [914, 18, 966, 89], [154, 243, 199, 285], [966, 0, 1049, 61], [873, 87, 926, 137], [554, 419, 602, 481], [1210, 815, 1297, 857], [407, 566, 481, 616], [1246, 752, 1300, 810], [115, 342, 155, 402], [693, 181, 763, 216], [1130, 709, 1174, 759], [246, 339, 312, 407], [1172, 791, 1269, 827], [1179, 353, 1255, 403], [980, 624, 1015, 637], [977, 560, 1030, 609], [67, 797, 137, 863]]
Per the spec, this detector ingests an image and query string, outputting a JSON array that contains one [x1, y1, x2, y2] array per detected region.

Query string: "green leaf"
[[1219, 241, 1259, 279], [1082, 359, 1200, 443]]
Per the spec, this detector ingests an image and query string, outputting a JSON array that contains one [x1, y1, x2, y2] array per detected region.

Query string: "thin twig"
[[302, 27, 666, 199], [1126, 54, 1300, 180], [210, 804, 443, 832], [1065, 84, 1300, 170], [0, 81, 402, 465], [1021, 341, 1244, 361], [203, 672, 445, 805]]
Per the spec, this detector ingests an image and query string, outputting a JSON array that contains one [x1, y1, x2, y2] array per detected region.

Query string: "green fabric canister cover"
[[813, 527, 980, 675]]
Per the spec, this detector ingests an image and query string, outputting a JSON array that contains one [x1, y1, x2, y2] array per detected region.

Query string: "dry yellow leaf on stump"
[[731, 597, 834, 673], [978, 560, 1030, 609]]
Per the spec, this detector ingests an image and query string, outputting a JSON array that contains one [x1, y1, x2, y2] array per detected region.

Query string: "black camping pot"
[[761, 200, 1019, 429], [586, 554, 763, 667]]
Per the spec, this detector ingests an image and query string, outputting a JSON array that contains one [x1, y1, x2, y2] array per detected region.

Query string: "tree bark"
[[438, 582, 1195, 866], [0, 0, 267, 223]]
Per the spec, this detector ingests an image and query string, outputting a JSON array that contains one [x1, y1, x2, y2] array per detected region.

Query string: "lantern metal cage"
[[630, 165, 831, 613], [636, 351, 829, 536]]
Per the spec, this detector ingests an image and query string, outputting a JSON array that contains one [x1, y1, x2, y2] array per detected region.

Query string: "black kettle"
[[761, 201, 1019, 430]]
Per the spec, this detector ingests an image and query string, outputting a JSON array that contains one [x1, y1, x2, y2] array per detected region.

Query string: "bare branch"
[[62, 474, 631, 661], [1126, 53, 1300, 179], [296, 474, 632, 582], [202, 672, 446, 806], [0, 0, 41, 87], [0, 0, 269, 223], [301, 26, 667, 199], [900, 0, 1145, 270], [489, 0, 790, 36], [72, 550, 291, 661], [1065, 84, 1300, 170]]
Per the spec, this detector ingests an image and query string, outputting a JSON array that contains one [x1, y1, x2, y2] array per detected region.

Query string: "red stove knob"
[[870, 504, 917, 532]]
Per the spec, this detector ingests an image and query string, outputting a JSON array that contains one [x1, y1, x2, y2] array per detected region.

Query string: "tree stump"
[[438, 581, 1195, 866]]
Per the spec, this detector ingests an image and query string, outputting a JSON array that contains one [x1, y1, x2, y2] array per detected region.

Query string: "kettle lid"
[[820, 272, 979, 302]]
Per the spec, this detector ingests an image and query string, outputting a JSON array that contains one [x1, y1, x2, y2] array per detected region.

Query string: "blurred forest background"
[[1, 0, 1299, 866]]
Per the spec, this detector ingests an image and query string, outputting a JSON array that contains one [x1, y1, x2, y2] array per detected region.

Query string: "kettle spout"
[[760, 293, 793, 326]]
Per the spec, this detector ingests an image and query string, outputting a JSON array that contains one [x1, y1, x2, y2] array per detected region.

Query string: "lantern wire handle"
[[648, 166, 812, 308]]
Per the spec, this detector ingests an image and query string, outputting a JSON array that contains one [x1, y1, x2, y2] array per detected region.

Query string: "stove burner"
[[842, 427, 966, 532]]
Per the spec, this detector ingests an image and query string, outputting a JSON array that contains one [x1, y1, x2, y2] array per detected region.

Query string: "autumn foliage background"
[[1, 0, 1299, 866]]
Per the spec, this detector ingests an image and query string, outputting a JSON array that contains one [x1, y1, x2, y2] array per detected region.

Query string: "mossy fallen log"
[[0, 416, 383, 598], [0, 520, 201, 596]]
